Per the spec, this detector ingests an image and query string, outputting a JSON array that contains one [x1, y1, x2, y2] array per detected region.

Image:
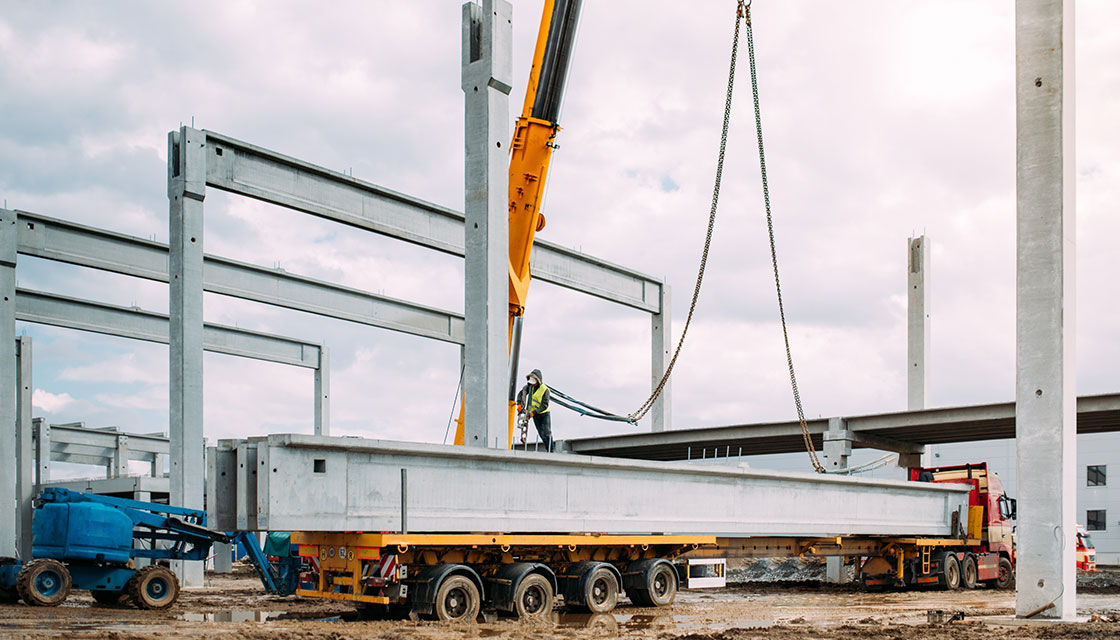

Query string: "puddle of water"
[[178, 610, 286, 623], [553, 611, 773, 632]]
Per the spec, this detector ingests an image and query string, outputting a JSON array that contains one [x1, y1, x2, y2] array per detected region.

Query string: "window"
[[1087, 510, 1106, 531], [1087, 465, 1107, 487]]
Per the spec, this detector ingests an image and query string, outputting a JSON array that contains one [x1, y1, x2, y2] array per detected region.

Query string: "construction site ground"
[[1, 564, 1118, 639]]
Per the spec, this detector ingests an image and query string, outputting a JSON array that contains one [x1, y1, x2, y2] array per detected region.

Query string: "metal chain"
[[744, 5, 825, 473], [630, 2, 745, 422]]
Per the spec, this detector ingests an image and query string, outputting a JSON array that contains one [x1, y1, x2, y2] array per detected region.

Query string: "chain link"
[[744, 5, 825, 473], [630, 2, 744, 423]]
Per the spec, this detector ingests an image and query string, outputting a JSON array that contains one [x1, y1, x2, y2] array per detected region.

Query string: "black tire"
[[128, 565, 180, 609], [993, 557, 1014, 590], [961, 555, 979, 590], [433, 575, 480, 622], [940, 554, 961, 591], [0, 557, 19, 603], [91, 589, 128, 606], [16, 559, 71, 606], [582, 567, 619, 614], [513, 573, 553, 619]]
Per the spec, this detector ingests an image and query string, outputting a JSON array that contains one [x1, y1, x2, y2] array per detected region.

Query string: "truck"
[[1076, 525, 1097, 572]]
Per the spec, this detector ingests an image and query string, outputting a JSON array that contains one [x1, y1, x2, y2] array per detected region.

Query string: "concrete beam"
[[16, 211, 465, 345], [1014, 0, 1076, 619], [461, 0, 512, 449], [168, 126, 205, 588], [200, 133, 664, 314], [16, 289, 321, 369]]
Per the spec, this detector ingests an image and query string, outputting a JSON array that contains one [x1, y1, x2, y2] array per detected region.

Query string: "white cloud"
[[33, 389, 74, 413], [59, 352, 166, 385]]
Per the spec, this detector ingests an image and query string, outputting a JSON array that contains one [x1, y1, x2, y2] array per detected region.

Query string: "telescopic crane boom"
[[454, 0, 583, 447]]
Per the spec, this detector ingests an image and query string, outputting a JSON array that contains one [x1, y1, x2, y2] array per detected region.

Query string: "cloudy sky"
[[1, 1, 1117, 472]]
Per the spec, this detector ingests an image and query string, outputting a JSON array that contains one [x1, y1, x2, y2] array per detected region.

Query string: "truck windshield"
[[1080, 533, 1095, 549]]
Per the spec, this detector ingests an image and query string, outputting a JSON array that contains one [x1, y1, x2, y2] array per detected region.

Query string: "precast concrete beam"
[[213, 434, 973, 537], [1014, 0, 1077, 619]]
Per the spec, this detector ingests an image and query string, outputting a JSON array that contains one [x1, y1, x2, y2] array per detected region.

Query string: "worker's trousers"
[[533, 412, 553, 452]]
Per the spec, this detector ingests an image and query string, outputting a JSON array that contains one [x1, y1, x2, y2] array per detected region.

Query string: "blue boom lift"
[[0, 488, 295, 609]]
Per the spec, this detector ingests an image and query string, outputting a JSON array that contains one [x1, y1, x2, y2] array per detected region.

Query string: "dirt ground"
[[1, 565, 1119, 640]]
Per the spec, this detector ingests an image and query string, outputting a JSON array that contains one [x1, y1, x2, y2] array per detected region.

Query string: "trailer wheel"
[[513, 573, 553, 619], [582, 566, 620, 614], [961, 556, 979, 590], [16, 559, 71, 606], [629, 561, 678, 607], [0, 558, 19, 603], [992, 557, 1014, 590], [91, 588, 128, 606], [129, 565, 180, 609], [940, 554, 961, 591], [434, 575, 480, 622]]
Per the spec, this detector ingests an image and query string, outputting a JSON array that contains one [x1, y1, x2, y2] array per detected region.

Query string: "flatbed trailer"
[[290, 532, 722, 621]]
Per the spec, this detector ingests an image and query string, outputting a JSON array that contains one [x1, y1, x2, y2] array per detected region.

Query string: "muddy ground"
[[1, 565, 1118, 639]]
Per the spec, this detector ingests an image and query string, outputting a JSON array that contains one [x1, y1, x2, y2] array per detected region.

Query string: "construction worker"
[[517, 368, 553, 452]]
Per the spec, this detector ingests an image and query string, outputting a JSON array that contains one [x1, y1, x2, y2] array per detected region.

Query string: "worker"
[[517, 368, 553, 452]]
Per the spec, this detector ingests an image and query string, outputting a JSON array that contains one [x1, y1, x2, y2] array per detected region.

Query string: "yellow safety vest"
[[530, 384, 550, 414]]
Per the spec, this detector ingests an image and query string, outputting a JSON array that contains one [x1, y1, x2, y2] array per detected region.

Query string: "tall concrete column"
[[314, 346, 330, 436], [1014, 0, 1076, 620], [907, 236, 930, 411], [168, 126, 206, 588], [0, 212, 17, 559], [16, 337, 33, 561], [33, 418, 49, 485], [461, 0, 512, 449], [650, 284, 672, 431]]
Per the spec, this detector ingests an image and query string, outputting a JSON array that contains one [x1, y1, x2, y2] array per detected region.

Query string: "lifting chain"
[[632, 1, 826, 473]]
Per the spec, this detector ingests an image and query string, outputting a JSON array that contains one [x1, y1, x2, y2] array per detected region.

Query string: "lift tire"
[[940, 554, 961, 591], [513, 573, 553, 619], [961, 556, 979, 590], [91, 588, 128, 606], [629, 561, 678, 608], [129, 565, 180, 609], [16, 559, 71, 606], [992, 557, 1014, 590], [433, 575, 480, 622], [581, 566, 620, 614], [0, 557, 19, 603]]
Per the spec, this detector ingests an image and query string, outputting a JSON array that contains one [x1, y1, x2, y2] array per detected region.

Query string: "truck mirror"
[[1010, 498, 1017, 520]]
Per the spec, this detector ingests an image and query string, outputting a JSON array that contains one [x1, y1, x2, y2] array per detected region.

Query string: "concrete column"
[[907, 236, 930, 411], [1014, 0, 1076, 620], [461, 0, 512, 449], [33, 419, 49, 485], [114, 435, 130, 478], [0, 212, 17, 559], [168, 126, 206, 588], [314, 346, 330, 436], [822, 417, 851, 472], [826, 557, 844, 584], [15, 337, 33, 561], [650, 284, 672, 432]]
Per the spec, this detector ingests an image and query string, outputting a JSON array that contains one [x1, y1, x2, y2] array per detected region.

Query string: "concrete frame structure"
[[1014, 0, 1077, 620], [461, 0, 513, 448]]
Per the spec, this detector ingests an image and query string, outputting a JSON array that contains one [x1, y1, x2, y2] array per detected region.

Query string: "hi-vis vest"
[[530, 384, 550, 414]]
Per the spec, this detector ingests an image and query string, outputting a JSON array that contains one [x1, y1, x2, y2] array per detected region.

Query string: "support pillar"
[[651, 284, 672, 431], [314, 346, 330, 436], [168, 126, 206, 588], [461, 0, 512, 449], [826, 557, 844, 584], [0, 211, 17, 559], [907, 236, 930, 411], [822, 417, 851, 472], [15, 337, 33, 561], [33, 418, 49, 486], [113, 434, 130, 478], [1014, 0, 1076, 620]]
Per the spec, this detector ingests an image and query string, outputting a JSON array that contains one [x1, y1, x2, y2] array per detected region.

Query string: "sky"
[[1, 1, 1117, 475]]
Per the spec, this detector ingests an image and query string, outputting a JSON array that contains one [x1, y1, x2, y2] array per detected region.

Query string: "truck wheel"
[[434, 575, 480, 622], [513, 573, 553, 619], [940, 554, 961, 591], [630, 562, 678, 607], [993, 557, 1014, 590], [583, 566, 620, 614], [91, 588, 127, 606], [129, 565, 180, 609], [16, 559, 71, 606], [961, 556, 979, 590]]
